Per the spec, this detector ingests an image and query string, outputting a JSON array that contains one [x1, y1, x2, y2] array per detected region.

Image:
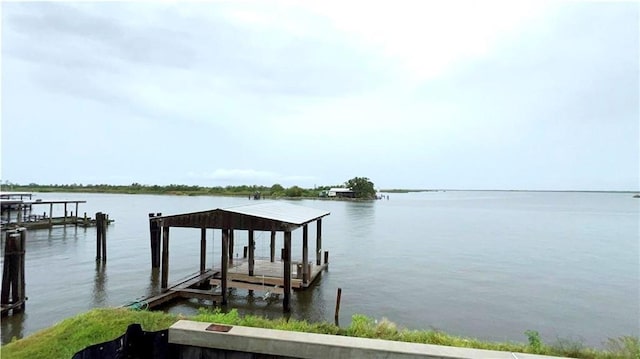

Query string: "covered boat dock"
[[146, 201, 330, 312]]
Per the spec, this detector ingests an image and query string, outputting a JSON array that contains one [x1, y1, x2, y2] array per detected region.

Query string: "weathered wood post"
[[84, 212, 88, 226], [221, 229, 229, 305], [1, 228, 26, 314], [64, 203, 68, 224], [48, 203, 53, 225], [302, 224, 309, 284], [283, 231, 292, 312], [95, 212, 107, 261], [75, 202, 79, 226], [228, 230, 234, 265], [95, 212, 103, 260], [316, 219, 322, 265], [16, 204, 22, 225], [200, 228, 207, 273], [334, 288, 342, 326], [248, 229, 255, 276], [161, 225, 170, 289], [101, 213, 107, 260], [149, 213, 161, 268], [270, 230, 276, 263], [324, 251, 329, 266]]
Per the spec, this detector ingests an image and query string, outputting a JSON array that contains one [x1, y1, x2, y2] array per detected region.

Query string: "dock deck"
[[136, 258, 326, 310]]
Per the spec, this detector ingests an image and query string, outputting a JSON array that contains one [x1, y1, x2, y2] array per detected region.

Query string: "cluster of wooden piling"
[[1, 228, 26, 316]]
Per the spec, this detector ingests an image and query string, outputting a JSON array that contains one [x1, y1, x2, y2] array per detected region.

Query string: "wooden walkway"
[[132, 269, 222, 310]]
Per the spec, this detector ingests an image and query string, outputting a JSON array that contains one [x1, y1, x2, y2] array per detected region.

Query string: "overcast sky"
[[1, 1, 638, 190]]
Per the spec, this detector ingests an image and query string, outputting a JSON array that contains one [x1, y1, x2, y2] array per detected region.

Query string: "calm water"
[[1, 191, 638, 347]]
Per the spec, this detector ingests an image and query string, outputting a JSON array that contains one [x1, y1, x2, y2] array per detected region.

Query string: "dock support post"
[[283, 231, 292, 312], [228, 230, 234, 265], [101, 214, 107, 260], [270, 230, 276, 263], [248, 230, 255, 276], [149, 214, 161, 268], [161, 226, 170, 289], [96, 212, 106, 260], [49, 203, 53, 225], [75, 203, 79, 227], [221, 229, 229, 305], [1, 228, 26, 314], [64, 203, 68, 224], [316, 219, 322, 266], [334, 288, 342, 326], [302, 224, 309, 284], [324, 251, 329, 266], [200, 228, 206, 273], [16, 204, 22, 225]]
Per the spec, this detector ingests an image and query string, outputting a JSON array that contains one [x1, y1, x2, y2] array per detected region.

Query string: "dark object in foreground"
[[72, 324, 170, 359]]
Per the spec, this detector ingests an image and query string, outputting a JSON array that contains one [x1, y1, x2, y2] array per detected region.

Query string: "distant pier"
[[1, 193, 113, 230]]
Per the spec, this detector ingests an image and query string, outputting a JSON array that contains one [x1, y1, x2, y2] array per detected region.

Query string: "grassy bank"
[[2, 308, 638, 359]]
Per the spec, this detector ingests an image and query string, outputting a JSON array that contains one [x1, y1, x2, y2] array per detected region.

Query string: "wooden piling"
[[302, 224, 309, 284], [161, 226, 170, 289], [149, 213, 161, 268], [229, 230, 234, 265], [270, 230, 276, 263], [95, 212, 105, 260], [334, 287, 342, 326], [248, 230, 255, 276], [221, 229, 229, 305], [101, 214, 107, 260], [1, 228, 26, 315], [324, 251, 329, 265], [200, 228, 206, 273], [316, 219, 322, 265], [283, 231, 292, 312]]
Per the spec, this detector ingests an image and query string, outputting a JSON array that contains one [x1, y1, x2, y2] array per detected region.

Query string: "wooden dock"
[[136, 257, 327, 310], [146, 202, 331, 312], [1, 194, 113, 230]]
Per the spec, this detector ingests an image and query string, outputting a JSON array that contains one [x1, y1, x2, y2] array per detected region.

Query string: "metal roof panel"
[[222, 201, 329, 225]]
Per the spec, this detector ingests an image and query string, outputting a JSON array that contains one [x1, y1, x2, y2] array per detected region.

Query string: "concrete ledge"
[[169, 320, 568, 359]]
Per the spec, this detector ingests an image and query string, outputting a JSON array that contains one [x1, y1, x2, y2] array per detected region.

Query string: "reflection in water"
[[0, 311, 25, 344], [146, 268, 161, 298], [92, 262, 107, 306]]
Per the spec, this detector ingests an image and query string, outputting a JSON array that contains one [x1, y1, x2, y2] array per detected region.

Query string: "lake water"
[[1, 191, 638, 347]]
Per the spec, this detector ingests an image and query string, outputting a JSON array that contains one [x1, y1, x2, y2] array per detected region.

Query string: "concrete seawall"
[[169, 320, 569, 359]]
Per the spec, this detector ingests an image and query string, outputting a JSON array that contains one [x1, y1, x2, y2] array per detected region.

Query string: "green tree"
[[345, 177, 376, 199], [270, 183, 284, 193], [285, 185, 303, 197]]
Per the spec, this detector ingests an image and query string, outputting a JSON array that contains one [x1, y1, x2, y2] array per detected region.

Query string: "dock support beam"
[[302, 224, 309, 284], [248, 230, 255, 276], [316, 219, 322, 266], [200, 228, 207, 273], [270, 231, 276, 263], [221, 229, 229, 305], [161, 226, 170, 289], [283, 231, 292, 312]]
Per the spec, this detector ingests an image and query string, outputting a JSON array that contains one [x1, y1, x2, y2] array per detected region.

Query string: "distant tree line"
[[4, 177, 379, 199]]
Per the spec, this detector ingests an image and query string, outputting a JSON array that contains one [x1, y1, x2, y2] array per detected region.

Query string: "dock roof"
[[154, 202, 330, 232]]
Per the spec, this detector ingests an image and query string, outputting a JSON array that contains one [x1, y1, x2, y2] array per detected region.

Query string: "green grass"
[[2, 308, 638, 359]]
